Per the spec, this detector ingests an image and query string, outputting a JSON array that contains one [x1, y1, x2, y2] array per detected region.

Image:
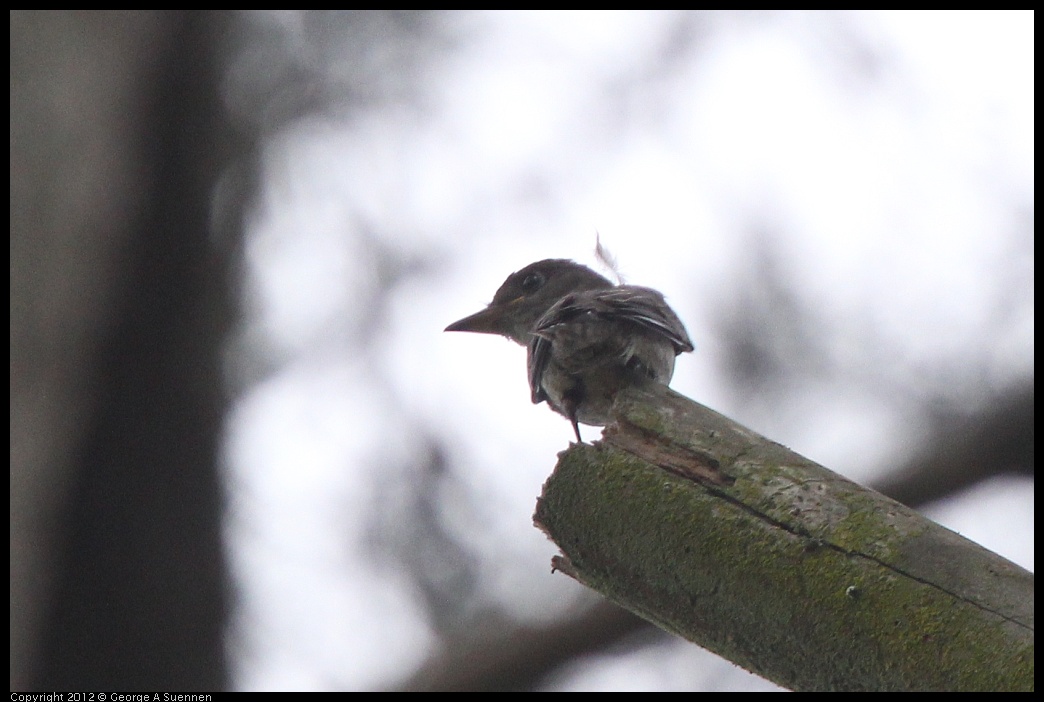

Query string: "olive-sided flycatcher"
[[445, 259, 693, 441]]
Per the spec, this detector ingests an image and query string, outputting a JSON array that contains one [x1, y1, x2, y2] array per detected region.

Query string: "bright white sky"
[[224, 10, 1033, 691]]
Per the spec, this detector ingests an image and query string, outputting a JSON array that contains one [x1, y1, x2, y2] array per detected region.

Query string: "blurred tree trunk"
[[10, 10, 240, 690]]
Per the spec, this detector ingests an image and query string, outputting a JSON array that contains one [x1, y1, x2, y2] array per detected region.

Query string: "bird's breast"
[[533, 322, 678, 426]]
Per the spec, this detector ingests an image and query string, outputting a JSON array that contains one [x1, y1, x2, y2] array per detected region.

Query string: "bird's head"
[[445, 259, 613, 345]]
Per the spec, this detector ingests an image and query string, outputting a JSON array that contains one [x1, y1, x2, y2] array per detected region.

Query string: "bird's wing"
[[527, 334, 552, 405], [533, 286, 694, 354]]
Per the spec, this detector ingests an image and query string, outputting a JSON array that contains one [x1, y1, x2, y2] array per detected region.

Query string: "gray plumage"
[[446, 259, 693, 441]]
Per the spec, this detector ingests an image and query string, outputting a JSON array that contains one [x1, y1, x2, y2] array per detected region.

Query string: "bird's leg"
[[561, 398, 584, 443], [560, 386, 585, 443]]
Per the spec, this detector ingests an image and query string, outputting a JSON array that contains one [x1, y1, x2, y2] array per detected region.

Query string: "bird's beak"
[[444, 304, 507, 334]]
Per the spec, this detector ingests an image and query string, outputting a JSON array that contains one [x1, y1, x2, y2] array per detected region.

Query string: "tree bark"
[[533, 384, 1033, 691]]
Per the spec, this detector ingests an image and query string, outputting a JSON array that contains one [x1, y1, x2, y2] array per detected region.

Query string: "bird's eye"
[[520, 271, 545, 294]]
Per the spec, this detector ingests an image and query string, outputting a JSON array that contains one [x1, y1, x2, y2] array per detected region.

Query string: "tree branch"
[[533, 384, 1033, 691]]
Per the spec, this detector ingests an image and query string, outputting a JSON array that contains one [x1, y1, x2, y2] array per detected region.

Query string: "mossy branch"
[[533, 384, 1033, 691]]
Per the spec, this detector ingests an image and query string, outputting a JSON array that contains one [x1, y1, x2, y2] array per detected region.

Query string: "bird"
[[445, 259, 693, 442]]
